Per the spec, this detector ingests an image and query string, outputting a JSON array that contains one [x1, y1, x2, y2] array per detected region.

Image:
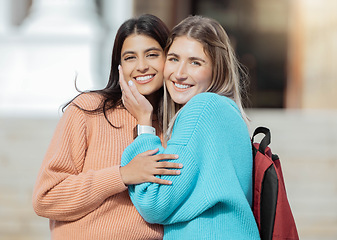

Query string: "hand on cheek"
[[119, 65, 154, 125]]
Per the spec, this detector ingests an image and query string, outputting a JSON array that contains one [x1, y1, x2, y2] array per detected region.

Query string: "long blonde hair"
[[163, 15, 249, 146]]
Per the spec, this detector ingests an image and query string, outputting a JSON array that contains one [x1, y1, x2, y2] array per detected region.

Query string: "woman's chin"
[[171, 95, 190, 105]]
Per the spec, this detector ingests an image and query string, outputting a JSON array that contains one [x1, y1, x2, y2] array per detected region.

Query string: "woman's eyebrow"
[[189, 57, 206, 63], [144, 47, 162, 53], [122, 47, 162, 57], [121, 51, 135, 57], [167, 53, 179, 58], [167, 53, 206, 63]]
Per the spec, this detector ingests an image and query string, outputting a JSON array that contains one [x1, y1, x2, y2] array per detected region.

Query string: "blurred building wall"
[[0, 0, 133, 117], [0, 0, 105, 117], [287, 0, 337, 108], [193, 0, 289, 108]]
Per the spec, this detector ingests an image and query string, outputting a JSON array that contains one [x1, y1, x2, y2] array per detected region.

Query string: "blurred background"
[[0, 0, 336, 239]]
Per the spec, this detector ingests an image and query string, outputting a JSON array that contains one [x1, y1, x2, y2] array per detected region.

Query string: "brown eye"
[[124, 56, 135, 61], [147, 53, 160, 58]]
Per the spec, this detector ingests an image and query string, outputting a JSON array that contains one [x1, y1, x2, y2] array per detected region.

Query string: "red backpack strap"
[[252, 126, 271, 155], [252, 127, 278, 240]]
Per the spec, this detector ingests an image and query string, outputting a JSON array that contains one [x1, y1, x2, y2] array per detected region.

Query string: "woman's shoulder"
[[175, 93, 238, 129], [171, 93, 244, 145], [177, 93, 244, 131], [184, 92, 239, 113], [70, 92, 104, 111]]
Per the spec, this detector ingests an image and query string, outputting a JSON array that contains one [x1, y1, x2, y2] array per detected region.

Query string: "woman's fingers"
[[128, 80, 145, 103], [138, 148, 160, 156], [119, 65, 137, 103], [154, 153, 179, 161], [150, 177, 173, 185], [119, 65, 144, 104], [156, 161, 183, 169], [156, 168, 181, 175], [118, 65, 128, 91], [122, 149, 182, 185], [138, 151, 182, 169], [137, 151, 182, 169], [150, 168, 182, 185]]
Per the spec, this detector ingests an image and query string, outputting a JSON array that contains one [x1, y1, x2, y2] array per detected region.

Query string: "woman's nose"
[[136, 58, 149, 72], [175, 62, 188, 80]]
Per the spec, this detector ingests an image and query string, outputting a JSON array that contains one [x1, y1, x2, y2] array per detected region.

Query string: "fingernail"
[[128, 80, 133, 86], [118, 65, 121, 70], [175, 155, 179, 159], [178, 163, 183, 168], [176, 170, 181, 174], [168, 181, 172, 185]]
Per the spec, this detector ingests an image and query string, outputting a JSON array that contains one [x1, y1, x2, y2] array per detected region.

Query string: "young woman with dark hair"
[[32, 14, 182, 240]]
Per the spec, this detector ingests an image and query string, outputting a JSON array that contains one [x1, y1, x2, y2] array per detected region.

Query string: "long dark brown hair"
[[63, 14, 169, 127]]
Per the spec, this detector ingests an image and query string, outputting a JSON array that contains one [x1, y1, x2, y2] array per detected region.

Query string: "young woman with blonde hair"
[[120, 15, 260, 239]]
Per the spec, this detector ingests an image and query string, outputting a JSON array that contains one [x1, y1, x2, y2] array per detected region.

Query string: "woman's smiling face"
[[121, 34, 165, 96], [164, 36, 213, 105]]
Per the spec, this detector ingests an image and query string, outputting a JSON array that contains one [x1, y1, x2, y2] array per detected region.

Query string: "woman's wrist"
[[119, 166, 129, 186], [137, 114, 153, 126]]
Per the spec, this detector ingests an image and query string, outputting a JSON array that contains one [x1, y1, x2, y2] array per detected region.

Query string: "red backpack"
[[251, 127, 299, 240]]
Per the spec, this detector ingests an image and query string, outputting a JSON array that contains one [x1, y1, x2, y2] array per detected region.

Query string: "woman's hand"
[[119, 65, 154, 126], [120, 149, 182, 185]]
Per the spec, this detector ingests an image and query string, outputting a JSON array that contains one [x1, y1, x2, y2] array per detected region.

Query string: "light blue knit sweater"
[[121, 93, 260, 239]]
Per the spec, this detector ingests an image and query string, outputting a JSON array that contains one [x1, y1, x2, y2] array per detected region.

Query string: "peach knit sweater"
[[32, 93, 163, 240]]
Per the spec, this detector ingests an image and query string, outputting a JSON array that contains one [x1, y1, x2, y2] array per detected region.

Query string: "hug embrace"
[[33, 14, 260, 240]]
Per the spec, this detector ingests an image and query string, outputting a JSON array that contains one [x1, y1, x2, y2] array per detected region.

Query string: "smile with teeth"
[[135, 74, 154, 81], [174, 82, 192, 89]]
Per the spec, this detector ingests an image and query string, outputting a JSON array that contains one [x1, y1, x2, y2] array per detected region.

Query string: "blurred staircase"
[[0, 109, 336, 239]]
